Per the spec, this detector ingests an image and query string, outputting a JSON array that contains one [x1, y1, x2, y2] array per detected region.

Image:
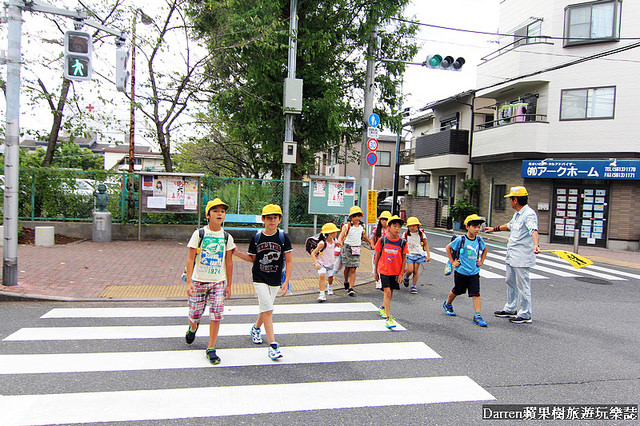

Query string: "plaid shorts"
[[188, 280, 226, 323]]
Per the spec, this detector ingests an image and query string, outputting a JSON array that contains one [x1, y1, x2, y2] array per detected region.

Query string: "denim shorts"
[[407, 254, 426, 264]]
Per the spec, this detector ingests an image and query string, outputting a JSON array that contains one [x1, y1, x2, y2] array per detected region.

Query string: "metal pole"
[[360, 26, 377, 222], [392, 79, 403, 216], [3, 0, 23, 286], [283, 0, 298, 233], [126, 13, 137, 220]]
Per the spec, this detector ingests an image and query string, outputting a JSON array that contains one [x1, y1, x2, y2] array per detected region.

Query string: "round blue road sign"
[[368, 113, 380, 128], [366, 152, 378, 165]]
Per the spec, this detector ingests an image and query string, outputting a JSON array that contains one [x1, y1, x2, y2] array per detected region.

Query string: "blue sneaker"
[[205, 348, 220, 365], [251, 326, 262, 344], [268, 342, 283, 360], [473, 314, 488, 327], [385, 315, 397, 329], [443, 301, 456, 316]]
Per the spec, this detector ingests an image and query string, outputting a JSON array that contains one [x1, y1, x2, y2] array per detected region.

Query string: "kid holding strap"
[[442, 214, 488, 327], [184, 198, 236, 365], [402, 216, 431, 293], [336, 206, 372, 297]]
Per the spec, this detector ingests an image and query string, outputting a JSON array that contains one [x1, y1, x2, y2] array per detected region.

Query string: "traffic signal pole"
[[282, 0, 298, 233], [1, 1, 124, 286]]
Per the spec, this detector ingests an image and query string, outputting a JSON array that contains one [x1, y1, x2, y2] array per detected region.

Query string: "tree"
[[186, 0, 418, 178]]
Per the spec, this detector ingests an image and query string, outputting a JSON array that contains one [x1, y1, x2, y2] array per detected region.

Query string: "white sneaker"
[[327, 285, 333, 295], [317, 292, 326, 302]]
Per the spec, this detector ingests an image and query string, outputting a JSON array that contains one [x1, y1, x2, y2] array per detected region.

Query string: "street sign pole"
[[360, 26, 377, 227]]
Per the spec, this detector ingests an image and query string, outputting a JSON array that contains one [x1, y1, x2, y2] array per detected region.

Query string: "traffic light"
[[424, 55, 465, 71], [64, 31, 92, 81], [115, 47, 130, 93]]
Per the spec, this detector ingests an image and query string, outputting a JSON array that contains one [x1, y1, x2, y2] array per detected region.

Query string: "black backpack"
[[450, 235, 484, 260], [305, 233, 325, 255]]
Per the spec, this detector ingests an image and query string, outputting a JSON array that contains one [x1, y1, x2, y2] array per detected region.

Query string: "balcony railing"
[[415, 129, 469, 158], [480, 37, 553, 63], [476, 114, 548, 131]]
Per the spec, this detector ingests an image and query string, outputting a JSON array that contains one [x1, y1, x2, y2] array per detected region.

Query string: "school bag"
[[181, 227, 230, 282], [305, 233, 324, 255], [444, 235, 484, 276]]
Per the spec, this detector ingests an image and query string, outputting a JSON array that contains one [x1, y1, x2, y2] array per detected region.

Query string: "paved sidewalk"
[[0, 240, 376, 301], [1, 229, 638, 302]]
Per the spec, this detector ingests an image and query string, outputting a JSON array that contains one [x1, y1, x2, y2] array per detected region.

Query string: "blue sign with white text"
[[368, 113, 380, 127], [522, 160, 640, 180]]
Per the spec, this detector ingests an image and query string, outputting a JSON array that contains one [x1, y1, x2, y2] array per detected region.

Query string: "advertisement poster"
[[345, 181, 355, 195], [314, 180, 326, 197], [143, 175, 154, 191], [153, 177, 167, 197], [166, 179, 185, 205], [183, 177, 198, 211], [328, 182, 344, 207]]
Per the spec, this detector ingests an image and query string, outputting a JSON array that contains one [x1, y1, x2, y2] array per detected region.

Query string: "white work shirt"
[[505, 204, 538, 268]]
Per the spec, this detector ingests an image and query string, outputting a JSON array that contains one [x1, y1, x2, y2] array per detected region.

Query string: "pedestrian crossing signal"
[[115, 47, 130, 92], [64, 31, 92, 81]]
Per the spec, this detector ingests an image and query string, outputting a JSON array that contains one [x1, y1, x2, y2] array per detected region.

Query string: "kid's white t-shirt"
[[187, 227, 236, 283]]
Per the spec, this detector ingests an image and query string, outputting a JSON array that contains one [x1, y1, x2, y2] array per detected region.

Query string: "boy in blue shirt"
[[442, 214, 488, 327]]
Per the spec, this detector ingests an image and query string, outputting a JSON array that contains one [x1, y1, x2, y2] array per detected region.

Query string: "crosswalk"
[[0, 302, 494, 425], [431, 246, 639, 281]]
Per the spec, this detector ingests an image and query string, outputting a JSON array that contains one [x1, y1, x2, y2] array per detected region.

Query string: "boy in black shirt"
[[234, 204, 293, 360]]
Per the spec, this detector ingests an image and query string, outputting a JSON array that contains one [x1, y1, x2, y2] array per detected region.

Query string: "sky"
[[1, 0, 502, 149]]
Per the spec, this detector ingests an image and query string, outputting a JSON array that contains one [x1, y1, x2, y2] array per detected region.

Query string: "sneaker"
[[509, 316, 532, 324], [348, 288, 356, 297], [317, 292, 326, 302], [378, 306, 387, 319], [410, 285, 417, 294], [185, 326, 197, 344], [494, 310, 517, 318], [268, 342, 283, 360], [442, 301, 456, 316], [344, 282, 349, 290], [205, 348, 220, 365], [327, 285, 334, 295], [385, 315, 397, 329], [250, 325, 262, 344], [473, 314, 488, 327], [403, 275, 410, 287]]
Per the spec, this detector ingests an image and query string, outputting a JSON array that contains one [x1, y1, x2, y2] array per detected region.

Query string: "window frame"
[[563, 0, 622, 47], [514, 19, 542, 47], [493, 184, 506, 211], [377, 150, 391, 167], [559, 85, 616, 121]]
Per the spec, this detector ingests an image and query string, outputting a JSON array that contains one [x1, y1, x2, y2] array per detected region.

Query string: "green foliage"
[[450, 199, 478, 223], [187, 0, 418, 178]]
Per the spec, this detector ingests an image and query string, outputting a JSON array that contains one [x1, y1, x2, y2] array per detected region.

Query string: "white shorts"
[[317, 265, 334, 278], [254, 282, 279, 313]]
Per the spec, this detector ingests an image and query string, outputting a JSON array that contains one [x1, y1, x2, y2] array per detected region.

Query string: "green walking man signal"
[[64, 31, 92, 81]]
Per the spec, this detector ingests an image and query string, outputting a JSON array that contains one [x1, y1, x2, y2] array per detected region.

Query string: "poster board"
[[137, 172, 204, 240], [308, 175, 357, 215]]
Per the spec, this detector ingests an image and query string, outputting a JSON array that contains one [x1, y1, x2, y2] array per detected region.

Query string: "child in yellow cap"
[[311, 223, 340, 302]]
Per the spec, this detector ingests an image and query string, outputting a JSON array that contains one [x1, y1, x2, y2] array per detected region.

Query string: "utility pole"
[[1, 0, 124, 286], [359, 26, 377, 223], [2, 0, 23, 286], [282, 0, 299, 233]]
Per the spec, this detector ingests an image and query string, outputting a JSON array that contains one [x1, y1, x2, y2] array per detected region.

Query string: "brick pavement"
[[1, 230, 638, 301], [0, 240, 375, 301]]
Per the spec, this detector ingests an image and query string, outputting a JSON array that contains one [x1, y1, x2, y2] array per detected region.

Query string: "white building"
[[404, 0, 640, 249]]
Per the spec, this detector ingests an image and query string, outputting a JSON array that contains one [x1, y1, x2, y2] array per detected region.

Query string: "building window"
[[564, 0, 621, 46], [416, 175, 430, 197], [514, 19, 542, 47], [440, 114, 459, 130], [560, 86, 615, 120], [493, 184, 506, 211], [377, 151, 391, 167], [438, 175, 455, 205]]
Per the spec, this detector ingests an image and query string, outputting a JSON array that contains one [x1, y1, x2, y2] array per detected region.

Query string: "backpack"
[[305, 233, 325, 255], [378, 236, 407, 260], [445, 235, 484, 276], [181, 227, 229, 282]]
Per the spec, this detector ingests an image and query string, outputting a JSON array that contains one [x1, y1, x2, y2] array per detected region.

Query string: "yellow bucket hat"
[[349, 205, 364, 217], [206, 198, 229, 214], [387, 215, 404, 226], [261, 204, 283, 216], [378, 210, 392, 220], [464, 214, 486, 225], [321, 223, 340, 234], [406, 216, 421, 227]]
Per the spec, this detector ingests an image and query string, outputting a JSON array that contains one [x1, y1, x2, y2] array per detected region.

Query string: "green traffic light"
[[428, 54, 442, 67]]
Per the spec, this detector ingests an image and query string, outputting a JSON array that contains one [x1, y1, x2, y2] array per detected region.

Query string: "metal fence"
[[1, 168, 340, 226]]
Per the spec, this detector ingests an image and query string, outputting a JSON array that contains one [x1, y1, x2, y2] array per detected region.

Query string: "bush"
[[450, 199, 478, 223]]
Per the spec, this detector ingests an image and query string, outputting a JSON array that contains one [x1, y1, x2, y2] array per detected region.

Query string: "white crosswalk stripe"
[[1, 302, 495, 424], [432, 247, 628, 281]]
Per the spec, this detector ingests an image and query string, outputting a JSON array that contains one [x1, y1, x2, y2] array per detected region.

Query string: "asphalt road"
[[1, 233, 638, 425]]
